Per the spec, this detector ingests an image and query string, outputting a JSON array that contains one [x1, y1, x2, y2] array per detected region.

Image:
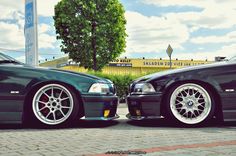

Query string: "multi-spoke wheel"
[[166, 83, 215, 125], [31, 84, 79, 126]]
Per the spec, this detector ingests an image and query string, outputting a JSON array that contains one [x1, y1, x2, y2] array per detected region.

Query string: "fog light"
[[136, 110, 141, 116], [104, 110, 110, 118]]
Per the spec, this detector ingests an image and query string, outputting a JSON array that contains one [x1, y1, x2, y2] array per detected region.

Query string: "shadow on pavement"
[[126, 118, 236, 128], [0, 120, 119, 130], [0, 119, 235, 130], [75, 120, 119, 128]]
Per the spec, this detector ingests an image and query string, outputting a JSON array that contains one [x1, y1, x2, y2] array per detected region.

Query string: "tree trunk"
[[92, 21, 97, 71]]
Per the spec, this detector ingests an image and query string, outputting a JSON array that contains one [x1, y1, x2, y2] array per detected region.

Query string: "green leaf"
[[54, 0, 127, 71]]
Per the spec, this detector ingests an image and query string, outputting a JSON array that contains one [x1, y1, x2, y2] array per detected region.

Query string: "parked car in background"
[[0, 53, 118, 127], [127, 56, 236, 125]]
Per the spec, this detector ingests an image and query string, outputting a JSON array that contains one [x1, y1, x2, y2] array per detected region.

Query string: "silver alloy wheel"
[[32, 84, 74, 125], [170, 83, 212, 125]]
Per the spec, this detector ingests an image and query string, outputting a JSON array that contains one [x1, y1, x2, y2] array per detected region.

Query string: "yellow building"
[[40, 57, 212, 75]]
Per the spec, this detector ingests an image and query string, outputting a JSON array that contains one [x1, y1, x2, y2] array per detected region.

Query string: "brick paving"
[[0, 104, 236, 156]]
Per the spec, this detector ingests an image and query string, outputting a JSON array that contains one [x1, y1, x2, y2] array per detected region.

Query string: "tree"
[[54, 0, 127, 71]]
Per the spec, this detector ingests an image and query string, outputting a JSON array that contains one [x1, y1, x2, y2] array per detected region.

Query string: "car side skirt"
[[220, 93, 236, 121], [0, 97, 24, 123]]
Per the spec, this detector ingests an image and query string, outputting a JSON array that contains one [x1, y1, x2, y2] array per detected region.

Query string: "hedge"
[[88, 72, 142, 99]]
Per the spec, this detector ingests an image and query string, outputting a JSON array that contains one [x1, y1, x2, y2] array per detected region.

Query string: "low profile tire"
[[165, 83, 215, 126], [28, 83, 80, 127]]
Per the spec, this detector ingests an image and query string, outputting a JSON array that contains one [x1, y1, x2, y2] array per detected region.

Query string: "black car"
[[127, 56, 236, 125], [0, 53, 118, 126]]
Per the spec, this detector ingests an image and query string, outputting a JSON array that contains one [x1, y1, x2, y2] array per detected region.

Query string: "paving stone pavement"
[[0, 104, 236, 156]]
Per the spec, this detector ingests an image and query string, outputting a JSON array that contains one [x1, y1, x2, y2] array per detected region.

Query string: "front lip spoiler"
[[81, 114, 119, 121], [126, 113, 163, 121]]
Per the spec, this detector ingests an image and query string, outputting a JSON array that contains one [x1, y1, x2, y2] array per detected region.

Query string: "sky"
[[0, 0, 236, 63]]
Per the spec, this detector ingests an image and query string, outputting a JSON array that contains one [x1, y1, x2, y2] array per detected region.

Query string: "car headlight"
[[88, 83, 111, 94], [133, 83, 155, 93]]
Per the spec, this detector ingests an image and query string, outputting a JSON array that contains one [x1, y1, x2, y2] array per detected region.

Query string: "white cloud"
[[38, 23, 51, 34], [165, 10, 236, 30], [1, 0, 236, 61], [124, 1, 236, 59], [0, 20, 56, 51], [37, 0, 61, 17], [38, 33, 57, 49], [137, 0, 236, 60], [0, 1, 59, 50], [0, 0, 24, 19], [175, 44, 236, 60], [125, 11, 189, 54], [142, 0, 236, 9], [143, 0, 236, 30], [0, 1, 25, 49], [190, 31, 236, 44], [38, 23, 57, 49], [0, 22, 24, 49], [0, 0, 60, 17]]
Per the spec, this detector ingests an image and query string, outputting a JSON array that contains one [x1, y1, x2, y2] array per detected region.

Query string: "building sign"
[[25, 2, 34, 28], [109, 58, 210, 68], [111, 59, 132, 63], [25, 0, 38, 66], [109, 63, 132, 67], [109, 59, 132, 67]]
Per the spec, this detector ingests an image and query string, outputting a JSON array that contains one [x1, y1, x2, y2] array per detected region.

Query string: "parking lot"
[[0, 104, 236, 156]]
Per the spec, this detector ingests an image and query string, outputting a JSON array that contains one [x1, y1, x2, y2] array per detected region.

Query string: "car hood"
[[51, 68, 110, 82], [52, 68, 113, 83], [7, 63, 110, 83], [135, 61, 227, 82]]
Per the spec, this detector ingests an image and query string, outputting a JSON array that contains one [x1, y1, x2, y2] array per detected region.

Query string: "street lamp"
[[166, 44, 173, 69]]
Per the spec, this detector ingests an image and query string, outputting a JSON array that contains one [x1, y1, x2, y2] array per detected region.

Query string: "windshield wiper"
[[0, 60, 20, 64]]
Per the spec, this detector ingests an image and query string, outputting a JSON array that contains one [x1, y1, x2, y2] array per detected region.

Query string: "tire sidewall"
[[24, 83, 80, 128], [165, 83, 215, 126]]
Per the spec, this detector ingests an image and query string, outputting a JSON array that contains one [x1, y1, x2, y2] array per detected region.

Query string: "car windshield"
[[0, 53, 22, 64]]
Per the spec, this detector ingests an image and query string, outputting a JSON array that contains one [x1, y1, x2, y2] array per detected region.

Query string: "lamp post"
[[166, 44, 173, 69]]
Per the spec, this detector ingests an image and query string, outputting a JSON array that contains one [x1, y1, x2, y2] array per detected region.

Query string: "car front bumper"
[[127, 93, 163, 120], [82, 94, 119, 120]]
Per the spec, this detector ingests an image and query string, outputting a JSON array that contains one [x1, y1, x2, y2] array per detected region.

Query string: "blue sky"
[[0, 0, 236, 62]]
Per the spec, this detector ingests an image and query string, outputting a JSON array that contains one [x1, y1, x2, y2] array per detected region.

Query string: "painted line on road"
[[86, 140, 236, 156]]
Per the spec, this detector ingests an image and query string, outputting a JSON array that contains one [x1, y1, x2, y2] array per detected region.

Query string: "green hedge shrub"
[[88, 72, 142, 99]]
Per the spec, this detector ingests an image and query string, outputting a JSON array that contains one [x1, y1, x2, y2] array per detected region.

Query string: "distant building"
[[40, 57, 213, 75]]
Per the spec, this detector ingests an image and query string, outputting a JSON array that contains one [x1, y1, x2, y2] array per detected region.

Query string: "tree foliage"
[[54, 0, 127, 71]]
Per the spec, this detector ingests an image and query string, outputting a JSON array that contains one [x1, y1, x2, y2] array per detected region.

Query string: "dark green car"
[[0, 53, 118, 126]]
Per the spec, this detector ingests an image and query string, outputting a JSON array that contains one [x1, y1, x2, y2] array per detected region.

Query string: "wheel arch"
[[160, 79, 223, 120], [22, 80, 84, 123]]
